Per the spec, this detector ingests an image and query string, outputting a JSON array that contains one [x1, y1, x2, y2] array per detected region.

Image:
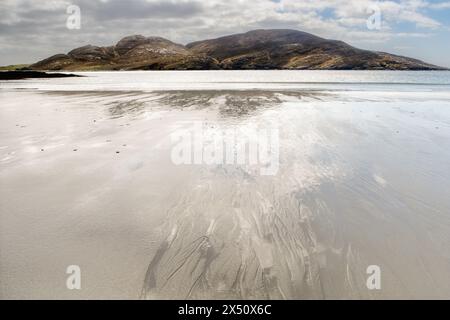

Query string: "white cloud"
[[429, 1, 450, 9], [0, 0, 447, 65]]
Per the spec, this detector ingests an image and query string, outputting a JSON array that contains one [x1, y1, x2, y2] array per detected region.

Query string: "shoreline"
[[0, 70, 82, 80]]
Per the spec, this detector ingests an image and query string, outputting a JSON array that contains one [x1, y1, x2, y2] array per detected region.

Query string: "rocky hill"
[[30, 29, 445, 71]]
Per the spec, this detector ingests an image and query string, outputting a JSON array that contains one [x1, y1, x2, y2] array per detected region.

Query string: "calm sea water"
[[2, 70, 450, 91], [1, 71, 450, 299]]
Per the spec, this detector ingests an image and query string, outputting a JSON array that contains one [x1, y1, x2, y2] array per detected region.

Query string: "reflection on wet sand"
[[1, 88, 450, 299]]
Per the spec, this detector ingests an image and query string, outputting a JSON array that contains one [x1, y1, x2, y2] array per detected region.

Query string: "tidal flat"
[[1, 71, 450, 299]]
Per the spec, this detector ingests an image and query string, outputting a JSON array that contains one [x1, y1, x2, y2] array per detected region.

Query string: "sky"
[[1, 0, 450, 67]]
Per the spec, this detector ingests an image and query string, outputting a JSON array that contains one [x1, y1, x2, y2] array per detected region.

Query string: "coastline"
[[0, 70, 82, 80]]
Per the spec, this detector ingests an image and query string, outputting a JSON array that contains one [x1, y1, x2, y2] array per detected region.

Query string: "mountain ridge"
[[30, 29, 446, 71]]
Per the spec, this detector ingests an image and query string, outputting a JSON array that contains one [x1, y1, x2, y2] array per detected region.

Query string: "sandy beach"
[[1, 71, 450, 299]]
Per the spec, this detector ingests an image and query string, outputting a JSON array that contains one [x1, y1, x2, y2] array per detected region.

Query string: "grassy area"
[[0, 64, 30, 71]]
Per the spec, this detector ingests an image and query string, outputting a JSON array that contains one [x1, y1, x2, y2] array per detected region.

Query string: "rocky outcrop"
[[30, 29, 445, 71], [68, 45, 117, 62], [0, 70, 81, 80]]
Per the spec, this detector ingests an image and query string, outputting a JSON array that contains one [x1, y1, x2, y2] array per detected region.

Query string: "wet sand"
[[1, 73, 450, 299]]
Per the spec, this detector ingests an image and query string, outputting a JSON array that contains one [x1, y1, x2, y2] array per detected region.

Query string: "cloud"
[[76, 0, 203, 20], [0, 0, 448, 65], [429, 1, 450, 9]]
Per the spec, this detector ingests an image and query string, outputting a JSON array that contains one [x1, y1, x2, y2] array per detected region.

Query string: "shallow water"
[[1, 71, 450, 299]]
